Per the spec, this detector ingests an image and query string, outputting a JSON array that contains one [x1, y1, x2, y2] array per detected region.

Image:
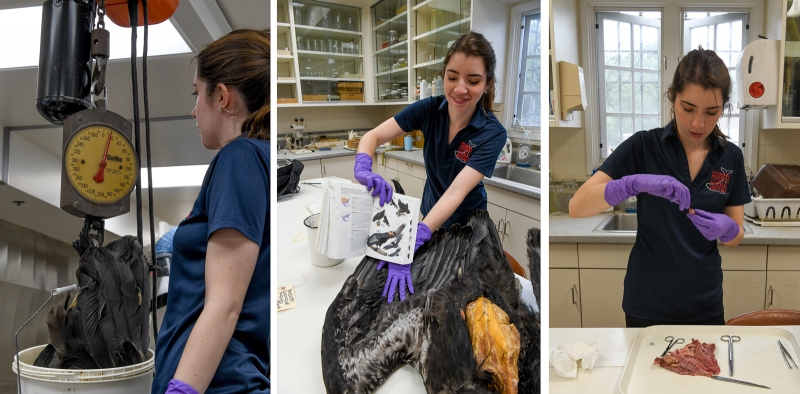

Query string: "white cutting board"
[[619, 325, 800, 393]]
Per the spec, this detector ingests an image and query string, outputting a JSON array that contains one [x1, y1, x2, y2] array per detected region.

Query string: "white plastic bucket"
[[12, 344, 154, 393], [304, 213, 344, 267]]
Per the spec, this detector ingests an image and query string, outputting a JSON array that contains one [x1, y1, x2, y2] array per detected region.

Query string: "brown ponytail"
[[195, 29, 270, 139]]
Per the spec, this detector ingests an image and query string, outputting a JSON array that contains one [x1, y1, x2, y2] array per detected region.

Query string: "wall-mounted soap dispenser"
[[559, 61, 587, 120]]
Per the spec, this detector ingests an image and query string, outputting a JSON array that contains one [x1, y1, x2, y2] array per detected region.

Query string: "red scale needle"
[[93, 130, 113, 183]]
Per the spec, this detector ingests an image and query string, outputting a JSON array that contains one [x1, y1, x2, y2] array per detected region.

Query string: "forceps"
[[721, 335, 741, 376], [778, 340, 798, 370], [660, 336, 685, 357]]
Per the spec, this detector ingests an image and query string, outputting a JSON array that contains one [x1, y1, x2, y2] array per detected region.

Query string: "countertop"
[[277, 146, 540, 199], [549, 327, 800, 393], [275, 178, 536, 393], [550, 212, 800, 245]]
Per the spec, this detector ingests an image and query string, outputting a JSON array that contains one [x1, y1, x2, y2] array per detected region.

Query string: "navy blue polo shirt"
[[394, 96, 507, 228], [598, 121, 750, 322], [153, 136, 270, 393]]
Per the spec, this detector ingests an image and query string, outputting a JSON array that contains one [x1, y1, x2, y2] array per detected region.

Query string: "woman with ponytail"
[[354, 31, 508, 304], [569, 47, 751, 327], [153, 28, 270, 394]]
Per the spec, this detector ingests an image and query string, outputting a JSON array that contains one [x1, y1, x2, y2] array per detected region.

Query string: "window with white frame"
[[514, 11, 541, 128], [596, 11, 662, 158], [594, 9, 750, 160]]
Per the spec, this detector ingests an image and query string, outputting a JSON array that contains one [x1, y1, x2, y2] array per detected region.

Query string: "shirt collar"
[[438, 97, 488, 131], [661, 119, 724, 152]]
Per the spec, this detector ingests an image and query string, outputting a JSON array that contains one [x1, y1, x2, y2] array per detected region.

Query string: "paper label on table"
[[277, 285, 297, 311]]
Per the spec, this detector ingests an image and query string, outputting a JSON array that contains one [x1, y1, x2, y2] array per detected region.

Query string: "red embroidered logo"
[[455, 141, 476, 163], [707, 167, 732, 194]]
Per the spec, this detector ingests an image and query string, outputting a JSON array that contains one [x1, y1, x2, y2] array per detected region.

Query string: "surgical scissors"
[[778, 340, 798, 370], [721, 335, 741, 376], [660, 336, 685, 357]]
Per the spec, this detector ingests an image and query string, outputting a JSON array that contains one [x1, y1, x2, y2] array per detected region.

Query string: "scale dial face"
[[64, 124, 138, 205]]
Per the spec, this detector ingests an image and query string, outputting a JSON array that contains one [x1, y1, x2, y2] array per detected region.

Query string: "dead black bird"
[[321, 210, 540, 393], [397, 199, 410, 216], [35, 236, 150, 370], [388, 248, 401, 257], [527, 227, 541, 318]]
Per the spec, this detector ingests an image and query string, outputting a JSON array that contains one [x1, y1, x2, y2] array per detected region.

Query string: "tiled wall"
[[757, 128, 800, 169], [550, 127, 591, 181]]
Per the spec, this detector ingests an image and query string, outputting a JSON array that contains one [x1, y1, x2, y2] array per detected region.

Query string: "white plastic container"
[[304, 213, 344, 267], [753, 196, 800, 221], [12, 345, 154, 394], [496, 138, 512, 164]]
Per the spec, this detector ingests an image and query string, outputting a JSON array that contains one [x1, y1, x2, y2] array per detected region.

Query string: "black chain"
[[97, 0, 105, 29]]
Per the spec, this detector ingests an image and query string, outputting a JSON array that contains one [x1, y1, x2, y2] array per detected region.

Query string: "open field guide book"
[[315, 178, 421, 264]]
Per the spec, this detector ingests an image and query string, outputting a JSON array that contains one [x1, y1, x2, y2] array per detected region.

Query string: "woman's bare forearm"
[[568, 171, 613, 218]]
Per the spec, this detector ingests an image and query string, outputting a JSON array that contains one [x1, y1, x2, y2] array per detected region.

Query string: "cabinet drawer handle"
[[571, 284, 578, 305], [504, 221, 511, 239], [406, 162, 412, 167], [768, 285, 774, 308], [497, 219, 505, 236]]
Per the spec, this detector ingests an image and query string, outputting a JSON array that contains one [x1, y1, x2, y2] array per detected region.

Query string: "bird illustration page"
[[316, 179, 419, 263], [364, 193, 420, 265]]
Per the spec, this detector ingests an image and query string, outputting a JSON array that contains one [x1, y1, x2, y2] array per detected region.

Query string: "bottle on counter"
[[416, 76, 422, 100], [421, 78, 429, 99], [516, 129, 532, 167]]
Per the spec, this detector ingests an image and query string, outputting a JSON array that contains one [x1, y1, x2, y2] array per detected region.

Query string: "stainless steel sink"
[[593, 213, 753, 234], [593, 213, 638, 232], [492, 166, 540, 188]]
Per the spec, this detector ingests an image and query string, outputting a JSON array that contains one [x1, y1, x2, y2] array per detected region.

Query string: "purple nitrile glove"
[[604, 174, 691, 211], [687, 209, 740, 242], [376, 223, 432, 304], [354, 153, 393, 206], [166, 379, 199, 394]]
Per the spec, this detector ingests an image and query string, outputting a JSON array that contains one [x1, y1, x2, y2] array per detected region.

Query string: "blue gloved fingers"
[[382, 275, 391, 298], [398, 275, 407, 302], [376, 260, 386, 270], [687, 212, 719, 240], [378, 180, 389, 206], [386, 275, 399, 304], [384, 182, 394, 204], [407, 275, 414, 295]]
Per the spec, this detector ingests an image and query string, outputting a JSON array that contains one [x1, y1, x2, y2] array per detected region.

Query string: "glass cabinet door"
[[277, 0, 297, 103], [292, 0, 364, 102], [372, 0, 410, 102], [412, 0, 471, 98]]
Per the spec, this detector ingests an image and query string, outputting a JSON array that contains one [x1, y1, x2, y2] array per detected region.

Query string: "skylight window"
[[0, 5, 191, 70], [140, 165, 208, 189]]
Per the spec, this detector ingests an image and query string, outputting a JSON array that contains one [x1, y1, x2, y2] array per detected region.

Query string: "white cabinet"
[[299, 159, 323, 180], [579, 269, 626, 328], [764, 0, 800, 128], [280, 0, 365, 105], [766, 271, 800, 310], [550, 268, 582, 328], [321, 156, 356, 182], [720, 245, 768, 321], [765, 245, 800, 310]]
